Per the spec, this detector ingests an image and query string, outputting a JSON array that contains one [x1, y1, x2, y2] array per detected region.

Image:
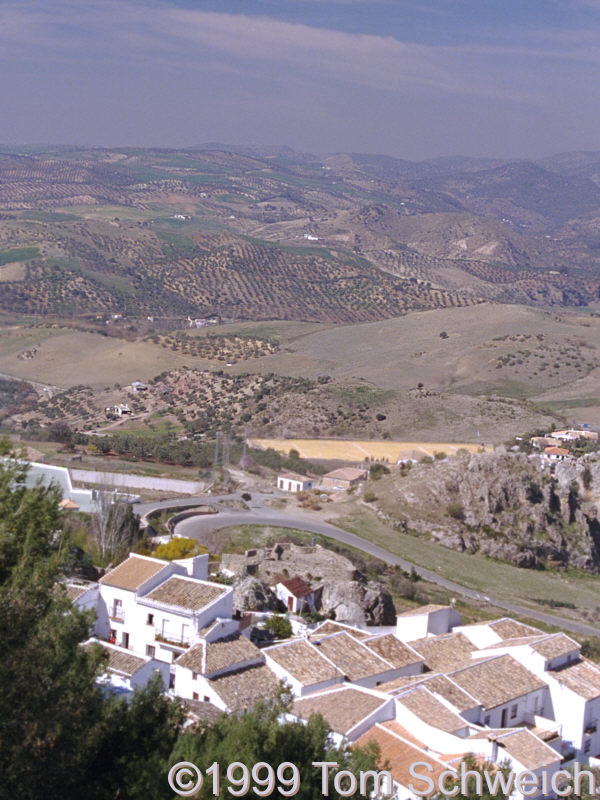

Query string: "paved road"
[[170, 500, 600, 640]]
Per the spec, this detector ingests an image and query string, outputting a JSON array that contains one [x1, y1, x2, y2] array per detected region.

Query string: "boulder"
[[233, 577, 280, 614], [320, 580, 396, 626]]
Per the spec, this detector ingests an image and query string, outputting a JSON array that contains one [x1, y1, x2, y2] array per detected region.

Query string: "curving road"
[[144, 492, 600, 639]]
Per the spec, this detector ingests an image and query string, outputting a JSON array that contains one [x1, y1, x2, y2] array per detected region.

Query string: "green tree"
[[170, 692, 380, 800], [265, 613, 293, 638]]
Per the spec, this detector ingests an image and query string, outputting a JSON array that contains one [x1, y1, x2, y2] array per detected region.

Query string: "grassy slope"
[[332, 507, 600, 622]]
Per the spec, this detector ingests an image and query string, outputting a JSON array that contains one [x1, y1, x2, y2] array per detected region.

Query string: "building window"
[[192, 672, 198, 681], [203, 696, 210, 703], [511, 704, 518, 719], [146, 645, 156, 658], [193, 692, 199, 701], [146, 613, 154, 626], [484, 714, 491, 726], [584, 739, 591, 754]]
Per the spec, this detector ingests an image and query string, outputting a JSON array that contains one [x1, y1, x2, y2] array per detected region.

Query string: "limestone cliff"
[[374, 451, 600, 570]]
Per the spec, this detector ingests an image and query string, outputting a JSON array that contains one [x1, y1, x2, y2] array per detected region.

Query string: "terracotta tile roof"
[[264, 639, 343, 685], [292, 687, 389, 735], [177, 635, 263, 676], [208, 664, 280, 713], [323, 468, 367, 482], [488, 619, 541, 640], [144, 575, 227, 611], [87, 641, 146, 676], [380, 720, 428, 748], [496, 730, 560, 770], [424, 675, 480, 711], [396, 687, 469, 733], [544, 446, 569, 456], [374, 674, 427, 693], [530, 633, 580, 660], [309, 620, 371, 641], [550, 658, 600, 699], [314, 632, 394, 680], [278, 471, 312, 482], [397, 604, 449, 617], [377, 673, 480, 711], [354, 724, 454, 796], [99, 554, 168, 591], [65, 583, 89, 601], [182, 699, 224, 726], [408, 632, 477, 671], [450, 655, 546, 710], [485, 635, 547, 650], [59, 498, 80, 510], [363, 634, 424, 668], [278, 577, 313, 598]]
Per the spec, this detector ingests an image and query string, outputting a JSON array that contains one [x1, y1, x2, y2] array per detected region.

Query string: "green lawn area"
[[331, 508, 600, 621]]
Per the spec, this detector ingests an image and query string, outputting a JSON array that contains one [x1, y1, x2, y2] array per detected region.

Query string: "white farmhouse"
[[276, 472, 314, 492]]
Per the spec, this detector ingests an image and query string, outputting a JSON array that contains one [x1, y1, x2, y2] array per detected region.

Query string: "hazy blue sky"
[[1, 0, 599, 159]]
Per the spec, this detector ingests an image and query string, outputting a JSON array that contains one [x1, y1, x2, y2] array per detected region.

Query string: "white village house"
[[276, 471, 315, 492], [94, 553, 233, 664]]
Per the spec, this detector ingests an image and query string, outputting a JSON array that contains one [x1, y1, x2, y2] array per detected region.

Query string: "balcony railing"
[[109, 610, 125, 623], [154, 629, 193, 649]]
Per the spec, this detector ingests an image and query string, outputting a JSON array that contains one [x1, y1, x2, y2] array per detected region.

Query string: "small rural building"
[[130, 381, 147, 392], [276, 577, 315, 613], [321, 467, 367, 491], [276, 471, 314, 492], [113, 404, 131, 417], [543, 446, 569, 462]]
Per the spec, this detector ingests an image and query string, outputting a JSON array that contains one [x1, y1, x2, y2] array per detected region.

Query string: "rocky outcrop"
[[375, 452, 600, 571], [319, 580, 396, 626], [232, 577, 280, 614]]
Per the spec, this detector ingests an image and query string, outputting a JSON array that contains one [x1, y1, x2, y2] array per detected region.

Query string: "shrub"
[[153, 537, 207, 560], [369, 463, 390, 480], [265, 614, 292, 639], [447, 501, 465, 521], [364, 490, 378, 503]]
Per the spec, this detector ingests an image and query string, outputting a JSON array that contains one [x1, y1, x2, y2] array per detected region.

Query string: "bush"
[[265, 614, 292, 639], [364, 490, 378, 503], [153, 537, 207, 560], [446, 501, 465, 521], [369, 463, 390, 480]]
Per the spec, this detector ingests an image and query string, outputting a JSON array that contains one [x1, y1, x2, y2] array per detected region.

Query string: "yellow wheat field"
[[248, 438, 493, 463]]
